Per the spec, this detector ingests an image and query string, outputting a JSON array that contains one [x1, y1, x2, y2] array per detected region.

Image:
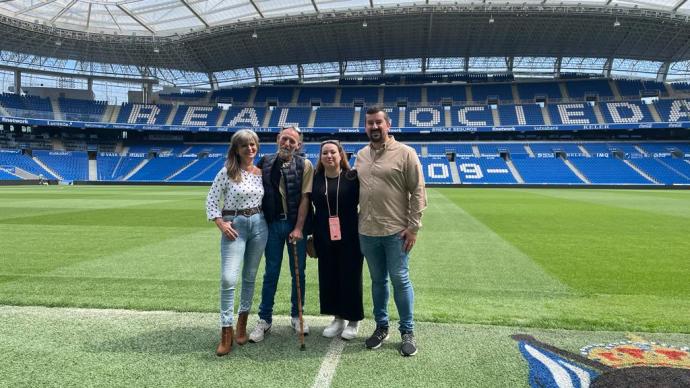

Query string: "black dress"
[[310, 170, 364, 321]]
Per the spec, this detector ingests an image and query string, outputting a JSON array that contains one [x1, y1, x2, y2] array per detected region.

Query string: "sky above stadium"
[[0, 0, 688, 36]]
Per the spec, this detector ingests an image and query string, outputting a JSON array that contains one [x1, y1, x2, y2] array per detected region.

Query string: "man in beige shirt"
[[356, 106, 427, 357]]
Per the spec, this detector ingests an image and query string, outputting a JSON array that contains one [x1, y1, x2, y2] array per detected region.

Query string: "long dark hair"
[[315, 140, 351, 175]]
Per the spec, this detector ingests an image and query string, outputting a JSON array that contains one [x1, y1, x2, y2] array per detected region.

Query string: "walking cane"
[[292, 240, 306, 351]]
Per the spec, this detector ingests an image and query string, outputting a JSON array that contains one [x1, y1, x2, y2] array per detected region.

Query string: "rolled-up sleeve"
[[206, 168, 226, 220], [405, 150, 427, 232]]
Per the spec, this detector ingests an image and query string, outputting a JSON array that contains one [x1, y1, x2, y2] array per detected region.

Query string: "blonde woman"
[[206, 129, 268, 356]]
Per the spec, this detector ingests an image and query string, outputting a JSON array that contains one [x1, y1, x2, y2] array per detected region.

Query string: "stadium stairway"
[[634, 145, 649, 156], [307, 109, 317, 127], [505, 160, 525, 183], [647, 104, 663, 122], [609, 79, 622, 100], [558, 82, 570, 101], [166, 106, 179, 125], [166, 159, 197, 181], [50, 97, 64, 120], [0, 104, 8, 116], [88, 159, 97, 181], [563, 159, 590, 183], [622, 160, 659, 184], [592, 104, 606, 124], [108, 105, 121, 123], [448, 162, 461, 183], [32, 156, 63, 180], [491, 108, 501, 126], [123, 159, 149, 180], [577, 145, 591, 157], [216, 109, 228, 126], [540, 105, 552, 125], [524, 144, 535, 157]]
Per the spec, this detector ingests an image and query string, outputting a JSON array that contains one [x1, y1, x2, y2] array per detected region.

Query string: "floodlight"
[[613, 18, 621, 27], [489, 15, 494, 24], [252, 30, 258, 38], [362, 20, 368, 27]]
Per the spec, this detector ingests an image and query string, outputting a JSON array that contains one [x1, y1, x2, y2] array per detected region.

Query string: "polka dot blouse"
[[206, 167, 264, 220]]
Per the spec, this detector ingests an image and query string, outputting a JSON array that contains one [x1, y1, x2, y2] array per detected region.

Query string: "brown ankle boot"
[[235, 312, 249, 345], [216, 326, 233, 356]]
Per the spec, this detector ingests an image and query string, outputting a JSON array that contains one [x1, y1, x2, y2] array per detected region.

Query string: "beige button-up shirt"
[[356, 137, 427, 236]]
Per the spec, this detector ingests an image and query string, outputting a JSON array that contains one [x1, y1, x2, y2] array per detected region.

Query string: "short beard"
[[278, 147, 294, 160]]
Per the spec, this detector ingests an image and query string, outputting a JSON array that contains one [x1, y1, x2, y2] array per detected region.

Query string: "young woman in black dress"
[[310, 140, 364, 340]]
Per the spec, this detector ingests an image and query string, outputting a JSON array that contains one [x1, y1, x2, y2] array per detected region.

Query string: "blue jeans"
[[219, 213, 268, 327], [359, 233, 415, 334], [258, 219, 307, 323]]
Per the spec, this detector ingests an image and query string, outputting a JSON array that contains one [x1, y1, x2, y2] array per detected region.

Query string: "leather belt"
[[222, 206, 262, 217]]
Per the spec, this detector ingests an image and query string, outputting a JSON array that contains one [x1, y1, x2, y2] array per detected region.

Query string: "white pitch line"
[[311, 337, 346, 388]]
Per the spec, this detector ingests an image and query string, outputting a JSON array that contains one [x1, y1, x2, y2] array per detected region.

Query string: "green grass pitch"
[[1, 185, 689, 387]]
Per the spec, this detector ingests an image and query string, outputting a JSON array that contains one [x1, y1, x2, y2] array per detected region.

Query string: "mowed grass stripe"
[[4, 306, 690, 388], [531, 188, 690, 219]]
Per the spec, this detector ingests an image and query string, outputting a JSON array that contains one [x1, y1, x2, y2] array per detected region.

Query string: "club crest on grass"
[[512, 334, 690, 388]]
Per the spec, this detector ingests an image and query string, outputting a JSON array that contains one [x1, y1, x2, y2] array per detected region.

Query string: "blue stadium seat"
[[470, 83, 513, 102], [456, 157, 516, 184], [548, 103, 597, 125], [211, 88, 252, 103], [383, 86, 422, 103], [451, 106, 494, 126], [629, 158, 690, 185], [568, 157, 651, 184], [168, 156, 225, 182], [565, 79, 614, 99], [253, 87, 295, 104], [171, 106, 222, 126], [420, 157, 454, 184], [128, 156, 193, 181], [512, 158, 583, 184], [313, 107, 355, 127], [516, 82, 562, 100], [0, 149, 57, 178], [498, 104, 545, 125], [59, 98, 107, 122], [654, 99, 690, 122], [298, 87, 336, 104], [426, 85, 466, 104], [340, 87, 379, 104], [33, 150, 88, 181], [427, 143, 474, 157], [600, 101, 654, 123], [116, 103, 172, 125], [268, 107, 311, 128], [403, 107, 445, 127], [222, 107, 267, 127]]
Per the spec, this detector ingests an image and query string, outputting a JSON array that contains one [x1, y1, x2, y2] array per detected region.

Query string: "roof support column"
[[254, 67, 261, 84], [298, 64, 304, 83], [87, 77, 93, 93], [14, 70, 21, 95], [506, 56, 514, 75], [555, 57, 562, 78], [339, 61, 345, 78], [208, 72, 219, 90], [142, 82, 153, 104], [380, 59, 385, 75], [657, 61, 671, 83], [464, 56, 469, 73], [603, 57, 613, 78]]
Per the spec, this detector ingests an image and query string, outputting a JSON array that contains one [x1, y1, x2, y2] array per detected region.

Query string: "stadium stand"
[[548, 103, 598, 125], [565, 79, 614, 99], [0, 93, 53, 119], [313, 107, 356, 127], [253, 87, 295, 104], [222, 107, 267, 127], [168, 156, 225, 182], [116, 103, 173, 125], [456, 157, 517, 184], [32, 150, 88, 181], [171, 105, 222, 126], [127, 156, 192, 181], [600, 101, 655, 123], [451, 105, 494, 126], [268, 107, 311, 128], [298, 87, 337, 104], [426, 85, 467, 104], [497, 104, 545, 125], [211, 88, 252, 103], [654, 99, 690, 122], [516, 82, 563, 100], [0, 168, 20, 180], [383, 86, 422, 103], [420, 157, 454, 184], [512, 158, 582, 184], [568, 157, 651, 184], [59, 98, 107, 121], [340, 87, 379, 104], [470, 83, 514, 102], [629, 158, 690, 184], [0, 149, 56, 178], [403, 107, 444, 127]]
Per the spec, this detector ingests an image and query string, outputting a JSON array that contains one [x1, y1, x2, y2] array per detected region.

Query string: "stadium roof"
[[1, 0, 690, 82]]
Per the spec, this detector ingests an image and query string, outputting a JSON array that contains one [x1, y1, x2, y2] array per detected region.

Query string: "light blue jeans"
[[219, 212, 268, 327], [258, 219, 307, 323], [359, 233, 415, 334]]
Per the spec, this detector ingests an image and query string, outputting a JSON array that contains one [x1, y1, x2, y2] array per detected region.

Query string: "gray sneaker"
[[248, 319, 271, 343], [400, 332, 418, 356]]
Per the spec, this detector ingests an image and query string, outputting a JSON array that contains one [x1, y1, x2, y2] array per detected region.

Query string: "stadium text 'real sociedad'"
[[2, 115, 690, 133]]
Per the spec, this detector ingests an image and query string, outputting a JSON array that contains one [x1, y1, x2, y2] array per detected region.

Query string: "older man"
[[356, 106, 427, 357], [249, 125, 313, 343]]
